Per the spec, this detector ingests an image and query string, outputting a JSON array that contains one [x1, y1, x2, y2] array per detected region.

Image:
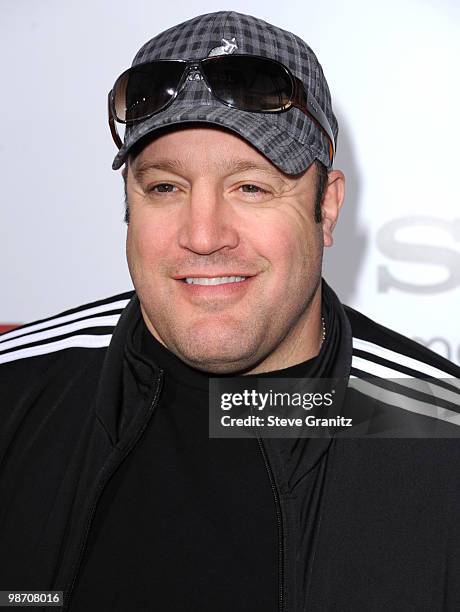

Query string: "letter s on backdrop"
[[377, 216, 460, 294]]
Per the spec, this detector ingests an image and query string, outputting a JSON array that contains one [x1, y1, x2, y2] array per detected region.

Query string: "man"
[[1, 11, 459, 612]]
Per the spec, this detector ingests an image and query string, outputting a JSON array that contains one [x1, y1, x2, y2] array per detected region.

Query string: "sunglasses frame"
[[108, 54, 335, 163]]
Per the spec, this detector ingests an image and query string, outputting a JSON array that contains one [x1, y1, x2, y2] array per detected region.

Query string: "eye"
[[149, 183, 177, 193], [239, 184, 269, 194]]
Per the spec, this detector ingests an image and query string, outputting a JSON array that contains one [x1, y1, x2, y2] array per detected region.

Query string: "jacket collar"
[[95, 293, 161, 446]]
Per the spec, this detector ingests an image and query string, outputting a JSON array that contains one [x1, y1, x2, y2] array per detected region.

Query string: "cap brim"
[[112, 103, 322, 174]]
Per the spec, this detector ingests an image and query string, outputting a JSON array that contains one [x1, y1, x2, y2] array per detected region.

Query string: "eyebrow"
[[131, 158, 187, 181], [131, 157, 289, 182], [221, 159, 286, 181]]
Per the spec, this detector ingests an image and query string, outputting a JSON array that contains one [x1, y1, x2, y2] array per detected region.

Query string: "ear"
[[321, 170, 345, 247]]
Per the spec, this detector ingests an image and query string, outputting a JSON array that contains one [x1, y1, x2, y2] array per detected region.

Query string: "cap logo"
[[208, 37, 238, 57]]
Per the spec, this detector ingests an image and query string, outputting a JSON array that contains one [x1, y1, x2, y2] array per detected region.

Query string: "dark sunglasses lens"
[[113, 62, 185, 122], [203, 56, 293, 111]]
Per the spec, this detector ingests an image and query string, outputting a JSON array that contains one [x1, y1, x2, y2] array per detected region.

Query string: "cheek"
[[126, 213, 175, 281], [247, 211, 321, 280]]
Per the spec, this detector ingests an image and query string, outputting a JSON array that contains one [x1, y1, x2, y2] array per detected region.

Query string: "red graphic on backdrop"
[[0, 324, 19, 333]]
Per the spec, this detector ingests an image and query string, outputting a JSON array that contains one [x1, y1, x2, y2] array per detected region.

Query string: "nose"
[[177, 182, 239, 255]]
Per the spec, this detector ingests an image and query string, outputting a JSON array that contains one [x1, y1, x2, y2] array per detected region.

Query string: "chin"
[[173, 325, 260, 374], [181, 351, 257, 375]]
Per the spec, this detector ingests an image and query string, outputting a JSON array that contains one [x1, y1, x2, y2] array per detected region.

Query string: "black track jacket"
[[1, 283, 459, 611]]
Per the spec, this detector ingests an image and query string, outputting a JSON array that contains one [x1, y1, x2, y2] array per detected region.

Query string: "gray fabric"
[[111, 11, 338, 173]]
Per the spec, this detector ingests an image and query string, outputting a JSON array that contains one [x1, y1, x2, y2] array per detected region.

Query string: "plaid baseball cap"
[[111, 11, 338, 173]]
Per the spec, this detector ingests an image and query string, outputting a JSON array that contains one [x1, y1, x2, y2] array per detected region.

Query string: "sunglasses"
[[108, 54, 335, 163]]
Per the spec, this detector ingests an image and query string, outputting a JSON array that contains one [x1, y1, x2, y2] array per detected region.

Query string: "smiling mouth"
[[183, 276, 248, 286]]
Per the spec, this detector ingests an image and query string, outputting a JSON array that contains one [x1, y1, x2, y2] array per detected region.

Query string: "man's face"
[[126, 126, 337, 374]]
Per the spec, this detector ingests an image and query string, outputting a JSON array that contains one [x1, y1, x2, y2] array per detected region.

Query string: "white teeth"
[[185, 276, 247, 285]]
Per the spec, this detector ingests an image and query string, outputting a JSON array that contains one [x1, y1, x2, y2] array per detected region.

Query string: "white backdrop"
[[2, 0, 459, 364]]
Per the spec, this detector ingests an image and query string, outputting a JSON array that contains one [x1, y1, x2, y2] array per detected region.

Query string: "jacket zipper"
[[62, 371, 164, 611], [257, 435, 284, 612]]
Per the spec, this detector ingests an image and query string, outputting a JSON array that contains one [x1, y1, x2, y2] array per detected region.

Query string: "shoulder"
[[0, 291, 135, 455], [344, 304, 460, 378], [342, 305, 460, 436], [0, 290, 134, 370]]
